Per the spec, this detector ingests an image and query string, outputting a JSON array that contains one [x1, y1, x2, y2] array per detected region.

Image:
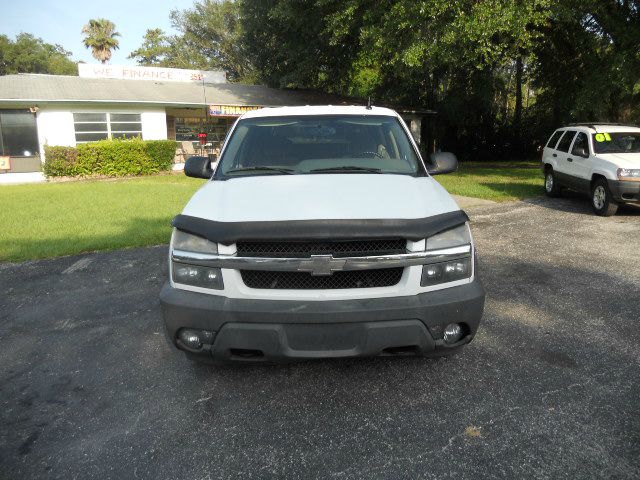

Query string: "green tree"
[[0, 33, 77, 75], [127, 28, 170, 65], [82, 18, 120, 64], [532, 0, 640, 125], [128, 1, 255, 82], [127, 0, 639, 158], [240, 0, 553, 157]]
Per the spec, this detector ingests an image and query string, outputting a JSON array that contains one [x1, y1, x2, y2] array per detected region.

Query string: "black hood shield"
[[172, 210, 469, 245]]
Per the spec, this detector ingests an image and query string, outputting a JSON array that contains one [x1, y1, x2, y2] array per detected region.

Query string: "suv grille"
[[236, 239, 406, 258], [240, 268, 403, 290]]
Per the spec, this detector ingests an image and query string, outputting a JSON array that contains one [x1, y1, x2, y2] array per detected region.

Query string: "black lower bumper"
[[608, 179, 640, 203], [160, 279, 485, 362]]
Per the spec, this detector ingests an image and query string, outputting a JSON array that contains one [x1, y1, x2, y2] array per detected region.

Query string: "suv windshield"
[[592, 132, 640, 154], [215, 115, 423, 178]]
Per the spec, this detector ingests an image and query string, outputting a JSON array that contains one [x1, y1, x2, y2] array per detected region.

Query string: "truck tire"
[[544, 168, 562, 197], [591, 178, 618, 216]]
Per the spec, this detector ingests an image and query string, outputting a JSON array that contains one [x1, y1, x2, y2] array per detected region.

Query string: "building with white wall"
[[0, 66, 433, 174]]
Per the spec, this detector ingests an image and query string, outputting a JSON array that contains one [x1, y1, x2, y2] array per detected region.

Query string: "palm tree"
[[82, 19, 120, 64]]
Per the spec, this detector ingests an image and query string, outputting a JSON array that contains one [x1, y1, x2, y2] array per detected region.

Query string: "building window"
[[0, 110, 39, 157], [73, 113, 142, 143], [174, 116, 234, 146]]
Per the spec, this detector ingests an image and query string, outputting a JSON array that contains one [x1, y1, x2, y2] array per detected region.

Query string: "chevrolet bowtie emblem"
[[297, 255, 347, 276]]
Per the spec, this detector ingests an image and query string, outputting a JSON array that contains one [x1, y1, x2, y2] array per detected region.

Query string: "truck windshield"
[[592, 132, 640, 154], [215, 115, 423, 178]]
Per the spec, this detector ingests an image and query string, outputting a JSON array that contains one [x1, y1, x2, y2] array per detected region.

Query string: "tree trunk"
[[513, 56, 524, 157]]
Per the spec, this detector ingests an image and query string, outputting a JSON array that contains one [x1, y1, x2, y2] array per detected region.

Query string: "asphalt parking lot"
[[1, 194, 639, 479]]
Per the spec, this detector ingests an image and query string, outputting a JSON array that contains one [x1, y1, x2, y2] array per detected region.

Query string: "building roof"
[[0, 74, 353, 108]]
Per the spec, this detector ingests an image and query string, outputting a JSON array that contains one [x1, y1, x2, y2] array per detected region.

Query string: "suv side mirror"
[[184, 156, 213, 179], [428, 152, 458, 175], [574, 147, 589, 158]]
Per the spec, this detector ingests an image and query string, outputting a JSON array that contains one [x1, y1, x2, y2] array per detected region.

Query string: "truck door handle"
[[567, 157, 573, 162]]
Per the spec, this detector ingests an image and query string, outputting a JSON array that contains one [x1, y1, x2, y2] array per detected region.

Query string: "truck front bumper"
[[160, 279, 485, 362]]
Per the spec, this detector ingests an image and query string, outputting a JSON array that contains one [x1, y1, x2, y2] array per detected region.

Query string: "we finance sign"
[[78, 64, 226, 84], [209, 105, 263, 117]]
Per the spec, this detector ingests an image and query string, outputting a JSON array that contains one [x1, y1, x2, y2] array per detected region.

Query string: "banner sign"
[[78, 64, 226, 84], [209, 105, 263, 117], [0, 156, 10, 171]]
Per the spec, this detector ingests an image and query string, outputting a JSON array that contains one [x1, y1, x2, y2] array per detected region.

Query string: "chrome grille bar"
[[172, 245, 471, 273]]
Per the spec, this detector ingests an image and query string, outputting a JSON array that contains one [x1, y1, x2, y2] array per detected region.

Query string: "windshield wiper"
[[308, 166, 382, 174], [226, 166, 294, 175]]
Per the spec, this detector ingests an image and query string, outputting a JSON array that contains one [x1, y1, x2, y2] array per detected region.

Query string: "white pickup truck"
[[160, 106, 485, 364], [542, 124, 640, 215]]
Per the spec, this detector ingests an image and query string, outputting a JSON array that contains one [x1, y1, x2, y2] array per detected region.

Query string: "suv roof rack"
[[567, 122, 639, 131]]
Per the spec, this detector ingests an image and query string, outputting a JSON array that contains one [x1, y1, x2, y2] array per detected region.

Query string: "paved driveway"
[[1, 196, 639, 479]]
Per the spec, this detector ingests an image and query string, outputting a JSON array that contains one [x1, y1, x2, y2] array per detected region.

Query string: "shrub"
[[43, 146, 78, 177], [144, 140, 177, 171], [44, 139, 177, 177]]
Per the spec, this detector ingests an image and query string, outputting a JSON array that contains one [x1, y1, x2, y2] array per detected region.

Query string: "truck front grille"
[[236, 239, 406, 258], [240, 268, 404, 290]]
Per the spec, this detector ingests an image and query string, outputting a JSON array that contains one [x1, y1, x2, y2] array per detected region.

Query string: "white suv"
[[542, 124, 640, 216], [160, 106, 485, 364]]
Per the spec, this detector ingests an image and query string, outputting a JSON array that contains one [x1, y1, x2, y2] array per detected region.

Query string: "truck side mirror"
[[184, 156, 213, 179], [428, 152, 458, 175]]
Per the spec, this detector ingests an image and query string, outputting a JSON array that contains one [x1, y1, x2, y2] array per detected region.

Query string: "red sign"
[[198, 132, 208, 145]]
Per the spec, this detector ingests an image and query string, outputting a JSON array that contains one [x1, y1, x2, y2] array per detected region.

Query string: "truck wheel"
[[591, 178, 618, 216], [544, 168, 562, 197]]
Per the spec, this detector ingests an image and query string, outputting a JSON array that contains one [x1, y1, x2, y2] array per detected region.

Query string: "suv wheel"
[[544, 168, 562, 197], [591, 178, 618, 216]]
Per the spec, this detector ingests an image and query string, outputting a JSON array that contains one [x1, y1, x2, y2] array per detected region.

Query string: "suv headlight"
[[617, 168, 640, 181], [171, 229, 223, 289], [422, 224, 473, 286]]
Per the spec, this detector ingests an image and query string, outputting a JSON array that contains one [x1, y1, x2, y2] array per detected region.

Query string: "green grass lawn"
[[0, 175, 205, 262], [0, 166, 543, 262], [437, 164, 543, 201]]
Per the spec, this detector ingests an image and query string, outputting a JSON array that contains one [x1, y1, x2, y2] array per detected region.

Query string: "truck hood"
[[597, 152, 640, 168], [182, 174, 461, 222]]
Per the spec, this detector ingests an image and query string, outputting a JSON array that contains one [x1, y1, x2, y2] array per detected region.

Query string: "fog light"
[[443, 323, 463, 344], [179, 329, 203, 350]]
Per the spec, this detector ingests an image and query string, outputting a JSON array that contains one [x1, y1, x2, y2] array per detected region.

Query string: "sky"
[[0, 0, 189, 65]]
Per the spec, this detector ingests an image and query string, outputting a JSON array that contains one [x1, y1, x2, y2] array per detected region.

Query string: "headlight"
[[172, 229, 218, 254], [617, 168, 640, 181], [172, 263, 223, 289], [171, 229, 223, 289], [426, 224, 471, 250], [422, 223, 472, 286], [421, 257, 472, 286]]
